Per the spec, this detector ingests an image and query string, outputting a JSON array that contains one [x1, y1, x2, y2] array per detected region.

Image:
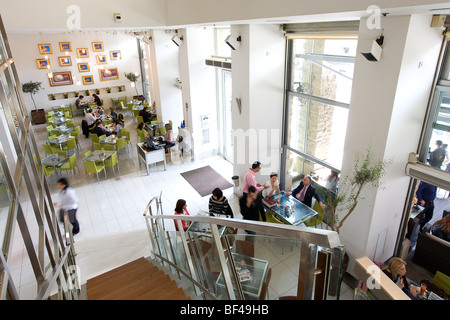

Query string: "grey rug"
[[180, 165, 233, 197]]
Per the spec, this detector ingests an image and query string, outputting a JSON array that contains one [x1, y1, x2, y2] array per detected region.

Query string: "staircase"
[[86, 257, 191, 300]]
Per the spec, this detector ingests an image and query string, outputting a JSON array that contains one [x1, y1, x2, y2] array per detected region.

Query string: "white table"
[[136, 142, 166, 174]]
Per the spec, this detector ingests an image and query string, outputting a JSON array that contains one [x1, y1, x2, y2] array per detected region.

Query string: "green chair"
[[46, 125, 54, 136], [47, 135, 56, 141], [120, 129, 131, 152], [93, 142, 103, 151], [151, 120, 159, 125], [137, 128, 146, 142], [64, 111, 72, 119], [432, 271, 450, 295], [142, 103, 149, 107], [116, 137, 126, 154], [70, 126, 81, 150], [62, 137, 77, 156], [84, 150, 92, 158], [136, 115, 144, 124], [43, 164, 56, 177], [101, 143, 115, 151], [158, 126, 167, 136], [43, 143, 55, 155], [66, 119, 74, 127], [98, 134, 107, 142], [58, 153, 79, 175], [103, 119, 112, 126], [90, 134, 100, 144], [47, 117, 56, 123], [169, 120, 173, 129], [105, 151, 119, 176], [133, 109, 140, 122], [84, 159, 106, 182], [304, 201, 325, 228]]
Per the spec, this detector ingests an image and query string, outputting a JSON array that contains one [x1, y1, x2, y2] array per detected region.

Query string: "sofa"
[[413, 223, 450, 275]]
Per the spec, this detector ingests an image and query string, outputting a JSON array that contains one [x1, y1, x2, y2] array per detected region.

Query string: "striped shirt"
[[209, 196, 231, 216]]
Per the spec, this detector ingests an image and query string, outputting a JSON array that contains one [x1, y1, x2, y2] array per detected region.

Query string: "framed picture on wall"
[[99, 67, 119, 81], [48, 71, 73, 87], [77, 62, 90, 72], [59, 42, 72, 52], [82, 75, 94, 85], [38, 44, 52, 54], [58, 56, 72, 67], [36, 58, 51, 69], [96, 55, 107, 65], [92, 42, 104, 52], [110, 50, 121, 60], [77, 48, 89, 58]]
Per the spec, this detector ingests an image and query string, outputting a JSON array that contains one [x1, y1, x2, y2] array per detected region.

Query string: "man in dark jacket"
[[239, 186, 266, 235], [427, 140, 445, 168], [416, 180, 437, 231], [288, 175, 325, 210]]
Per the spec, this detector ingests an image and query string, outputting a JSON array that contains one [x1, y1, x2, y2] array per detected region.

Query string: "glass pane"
[[287, 95, 348, 170], [0, 151, 12, 251], [291, 38, 356, 104]]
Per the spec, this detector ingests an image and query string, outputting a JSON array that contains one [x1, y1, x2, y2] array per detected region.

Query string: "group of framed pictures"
[[37, 42, 122, 87]]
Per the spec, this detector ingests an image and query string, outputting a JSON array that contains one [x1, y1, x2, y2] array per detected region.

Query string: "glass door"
[[222, 70, 233, 162]]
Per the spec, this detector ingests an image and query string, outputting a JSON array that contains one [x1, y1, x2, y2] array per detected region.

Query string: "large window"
[[282, 37, 357, 189]]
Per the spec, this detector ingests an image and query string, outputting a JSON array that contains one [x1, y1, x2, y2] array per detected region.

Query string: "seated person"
[[209, 188, 233, 218], [137, 122, 148, 142], [174, 199, 190, 231], [139, 106, 152, 123], [159, 123, 175, 150], [110, 107, 118, 121], [287, 175, 325, 211], [92, 93, 102, 107], [431, 214, 450, 242], [382, 257, 419, 299], [96, 106, 104, 116], [84, 108, 97, 128], [262, 172, 280, 198], [75, 95, 88, 109], [114, 118, 125, 137], [90, 119, 111, 137]]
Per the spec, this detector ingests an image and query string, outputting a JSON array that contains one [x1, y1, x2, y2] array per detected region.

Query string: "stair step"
[[134, 279, 180, 300], [88, 267, 161, 300], [87, 257, 151, 286]]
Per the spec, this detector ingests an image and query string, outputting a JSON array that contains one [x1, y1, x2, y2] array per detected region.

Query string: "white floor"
[[5, 112, 354, 300]]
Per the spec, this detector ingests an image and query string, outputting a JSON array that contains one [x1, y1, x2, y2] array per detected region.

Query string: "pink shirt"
[[242, 169, 264, 194]]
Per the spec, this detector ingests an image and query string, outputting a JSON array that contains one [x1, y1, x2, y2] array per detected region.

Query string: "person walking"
[[55, 177, 80, 235], [415, 180, 437, 232]]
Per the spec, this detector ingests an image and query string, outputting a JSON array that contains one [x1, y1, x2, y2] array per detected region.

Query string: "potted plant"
[[22, 81, 45, 124], [63, 92, 69, 99], [106, 87, 111, 94], [50, 94, 56, 100], [118, 86, 123, 92], [323, 146, 391, 277], [95, 88, 100, 94], [74, 91, 79, 97], [85, 89, 90, 96], [124, 72, 144, 100]]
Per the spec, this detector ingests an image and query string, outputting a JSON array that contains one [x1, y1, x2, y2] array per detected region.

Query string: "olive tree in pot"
[[22, 81, 46, 124], [323, 146, 392, 274], [124, 72, 144, 101]]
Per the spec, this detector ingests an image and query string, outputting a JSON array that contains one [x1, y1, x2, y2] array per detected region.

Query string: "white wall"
[[8, 31, 142, 113], [231, 24, 285, 185], [339, 14, 443, 274], [151, 30, 183, 129], [179, 27, 218, 158]]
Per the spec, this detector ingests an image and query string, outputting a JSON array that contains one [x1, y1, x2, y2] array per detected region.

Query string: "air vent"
[[205, 58, 231, 70], [405, 161, 450, 190]]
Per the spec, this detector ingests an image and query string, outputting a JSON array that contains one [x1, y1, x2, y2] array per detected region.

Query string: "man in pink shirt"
[[243, 161, 269, 196]]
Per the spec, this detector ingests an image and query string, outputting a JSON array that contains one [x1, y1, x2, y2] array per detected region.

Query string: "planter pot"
[[133, 95, 145, 102], [31, 109, 46, 125]]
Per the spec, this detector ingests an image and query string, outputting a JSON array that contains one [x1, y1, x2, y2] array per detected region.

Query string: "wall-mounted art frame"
[[59, 42, 72, 52], [58, 56, 72, 67], [96, 55, 107, 65], [99, 67, 119, 81], [38, 44, 52, 54], [92, 42, 104, 52], [110, 50, 121, 60], [48, 71, 73, 87], [76, 48, 89, 58], [77, 62, 90, 72], [82, 75, 94, 85], [36, 58, 51, 69]]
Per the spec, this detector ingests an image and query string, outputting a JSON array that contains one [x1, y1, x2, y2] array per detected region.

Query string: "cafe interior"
[[0, 1, 450, 302]]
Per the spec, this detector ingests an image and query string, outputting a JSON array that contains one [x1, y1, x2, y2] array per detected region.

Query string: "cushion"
[[432, 271, 450, 295]]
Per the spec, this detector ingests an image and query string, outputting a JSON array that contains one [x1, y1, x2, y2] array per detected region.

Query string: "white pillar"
[[339, 14, 444, 275]]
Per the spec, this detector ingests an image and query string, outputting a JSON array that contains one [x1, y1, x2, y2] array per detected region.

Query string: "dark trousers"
[[59, 209, 80, 234], [420, 201, 434, 231]]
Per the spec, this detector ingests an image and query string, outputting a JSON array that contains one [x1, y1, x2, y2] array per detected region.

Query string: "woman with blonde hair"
[[431, 214, 450, 242], [382, 257, 418, 299]]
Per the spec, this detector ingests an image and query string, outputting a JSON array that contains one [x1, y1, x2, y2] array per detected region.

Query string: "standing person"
[[85, 108, 97, 128], [242, 161, 269, 196], [209, 187, 234, 218], [239, 185, 266, 227], [54, 177, 80, 235], [416, 181, 437, 232], [382, 257, 419, 299], [427, 140, 445, 168], [287, 175, 325, 210], [174, 199, 190, 231], [262, 172, 280, 198], [139, 105, 152, 123], [325, 169, 340, 193]]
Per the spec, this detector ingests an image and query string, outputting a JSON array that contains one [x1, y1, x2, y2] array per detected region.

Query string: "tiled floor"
[[6, 111, 354, 300]]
